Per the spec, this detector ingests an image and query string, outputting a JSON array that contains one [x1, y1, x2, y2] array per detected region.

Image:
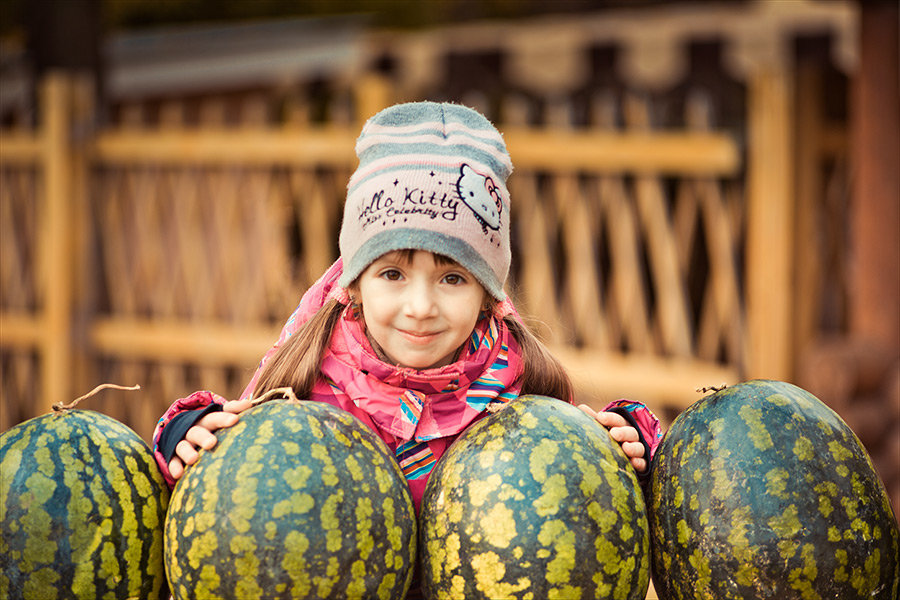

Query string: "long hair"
[[251, 301, 573, 403], [506, 316, 573, 401], [252, 250, 572, 401], [251, 299, 344, 400]]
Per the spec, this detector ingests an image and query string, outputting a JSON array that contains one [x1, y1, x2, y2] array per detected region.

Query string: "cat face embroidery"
[[456, 164, 502, 232]]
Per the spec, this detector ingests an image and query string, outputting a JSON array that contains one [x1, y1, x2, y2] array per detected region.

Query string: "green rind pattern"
[[649, 379, 900, 600], [164, 399, 416, 600], [1, 409, 170, 600], [420, 395, 650, 600]]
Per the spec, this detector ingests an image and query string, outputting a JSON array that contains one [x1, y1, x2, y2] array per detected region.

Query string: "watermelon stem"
[[52, 383, 141, 412], [250, 386, 300, 407], [695, 383, 728, 394]]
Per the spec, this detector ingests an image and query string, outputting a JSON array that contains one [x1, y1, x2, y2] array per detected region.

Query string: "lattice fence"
[[1, 0, 858, 441], [0, 164, 42, 429], [1, 74, 755, 441]]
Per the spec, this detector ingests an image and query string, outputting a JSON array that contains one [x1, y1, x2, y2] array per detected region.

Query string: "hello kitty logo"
[[456, 164, 503, 234]]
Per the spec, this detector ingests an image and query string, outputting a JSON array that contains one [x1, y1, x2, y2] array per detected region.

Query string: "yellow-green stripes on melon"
[[164, 399, 416, 600], [420, 395, 650, 600], [1, 409, 170, 600], [649, 379, 900, 599]]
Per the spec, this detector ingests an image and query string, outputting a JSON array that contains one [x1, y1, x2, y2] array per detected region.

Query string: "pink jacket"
[[152, 260, 662, 510]]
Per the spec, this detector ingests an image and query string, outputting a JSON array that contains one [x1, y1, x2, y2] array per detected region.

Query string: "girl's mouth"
[[399, 330, 440, 344]]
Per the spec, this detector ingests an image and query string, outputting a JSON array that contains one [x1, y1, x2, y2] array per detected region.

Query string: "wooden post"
[[735, 34, 796, 381], [850, 2, 899, 354], [69, 74, 96, 402], [354, 73, 393, 126], [40, 73, 74, 409]]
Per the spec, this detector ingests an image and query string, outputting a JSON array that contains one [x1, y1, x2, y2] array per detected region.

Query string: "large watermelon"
[[649, 379, 900, 599], [164, 397, 417, 599], [419, 395, 650, 600], [1, 404, 170, 599]]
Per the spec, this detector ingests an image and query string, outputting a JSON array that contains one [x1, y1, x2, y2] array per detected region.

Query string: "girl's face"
[[354, 250, 486, 370]]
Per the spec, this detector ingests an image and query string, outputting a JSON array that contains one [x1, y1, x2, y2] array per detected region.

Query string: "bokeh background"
[[1, 0, 897, 516]]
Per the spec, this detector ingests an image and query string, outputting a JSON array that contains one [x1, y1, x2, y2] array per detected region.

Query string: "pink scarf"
[[241, 259, 525, 509], [316, 305, 522, 442]]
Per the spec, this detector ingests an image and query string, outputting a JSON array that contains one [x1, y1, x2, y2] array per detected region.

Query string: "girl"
[[152, 101, 661, 511]]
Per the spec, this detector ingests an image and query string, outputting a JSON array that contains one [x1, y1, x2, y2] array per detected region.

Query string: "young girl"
[[152, 101, 661, 511]]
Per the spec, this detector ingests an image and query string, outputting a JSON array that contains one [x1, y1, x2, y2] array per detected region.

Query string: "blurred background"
[[0, 0, 897, 512]]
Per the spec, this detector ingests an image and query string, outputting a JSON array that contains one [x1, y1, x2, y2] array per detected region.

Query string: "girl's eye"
[[380, 269, 403, 281], [443, 273, 466, 285]]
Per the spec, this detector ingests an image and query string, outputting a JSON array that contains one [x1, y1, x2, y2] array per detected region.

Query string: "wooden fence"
[[1, 68, 803, 441]]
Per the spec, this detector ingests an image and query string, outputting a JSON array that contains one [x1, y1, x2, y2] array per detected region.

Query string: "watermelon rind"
[[420, 394, 650, 600], [649, 379, 900, 600], [1, 409, 170, 600], [164, 398, 417, 600]]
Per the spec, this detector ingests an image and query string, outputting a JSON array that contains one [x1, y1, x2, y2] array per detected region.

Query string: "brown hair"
[[505, 316, 573, 401], [252, 250, 572, 401], [251, 301, 573, 403], [251, 299, 344, 400]]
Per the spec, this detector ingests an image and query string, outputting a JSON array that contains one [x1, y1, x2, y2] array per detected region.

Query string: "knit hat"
[[338, 102, 513, 300]]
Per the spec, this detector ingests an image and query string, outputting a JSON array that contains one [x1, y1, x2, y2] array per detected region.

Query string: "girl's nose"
[[403, 281, 438, 318]]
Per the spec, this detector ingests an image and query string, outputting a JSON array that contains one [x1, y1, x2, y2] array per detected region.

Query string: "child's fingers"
[[168, 456, 185, 480], [576, 405, 648, 472], [620, 441, 648, 473], [630, 456, 648, 473], [576, 403, 599, 419], [621, 440, 645, 459], [175, 439, 200, 466], [222, 398, 253, 414], [591, 409, 630, 430], [172, 413, 239, 479], [577, 404, 630, 430], [607, 425, 640, 444], [184, 424, 218, 452], [197, 411, 239, 433]]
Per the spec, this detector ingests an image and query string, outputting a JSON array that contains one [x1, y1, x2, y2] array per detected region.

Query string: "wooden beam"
[[90, 318, 280, 366], [90, 127, 357, 166], [0, 314, 44, 347], [0, 134, 44, 164], [505, 129, 740, 175], [551, 346, 738, 412], [88, 125, 739, 176]]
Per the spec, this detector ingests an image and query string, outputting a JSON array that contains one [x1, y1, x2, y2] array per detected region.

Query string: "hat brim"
[[338, 228, 508, 301]]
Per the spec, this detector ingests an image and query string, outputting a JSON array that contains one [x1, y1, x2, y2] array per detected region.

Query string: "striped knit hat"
[[338, 102, 513, 300]]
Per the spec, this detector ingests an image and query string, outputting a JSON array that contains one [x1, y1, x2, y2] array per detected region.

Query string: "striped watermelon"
[[419, 395, 650, 599], [164, 398, 417, 599], [1, 407, 170, 599], [649, 379, 900, 599]]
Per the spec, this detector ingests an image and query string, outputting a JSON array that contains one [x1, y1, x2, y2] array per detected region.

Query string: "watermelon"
[[419, 395, 650, 600], [649, 379, 900, 599], [1, 405, 170, 599], [163, 397, 417, 600]]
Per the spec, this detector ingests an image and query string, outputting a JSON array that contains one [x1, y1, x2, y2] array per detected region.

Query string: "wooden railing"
[[1, 76, 78, 433], [1, 70, 802, 440]]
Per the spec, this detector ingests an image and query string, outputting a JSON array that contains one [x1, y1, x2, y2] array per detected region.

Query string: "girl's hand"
[[167, 398, 253, 480], [578, 404, 648, 473]]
